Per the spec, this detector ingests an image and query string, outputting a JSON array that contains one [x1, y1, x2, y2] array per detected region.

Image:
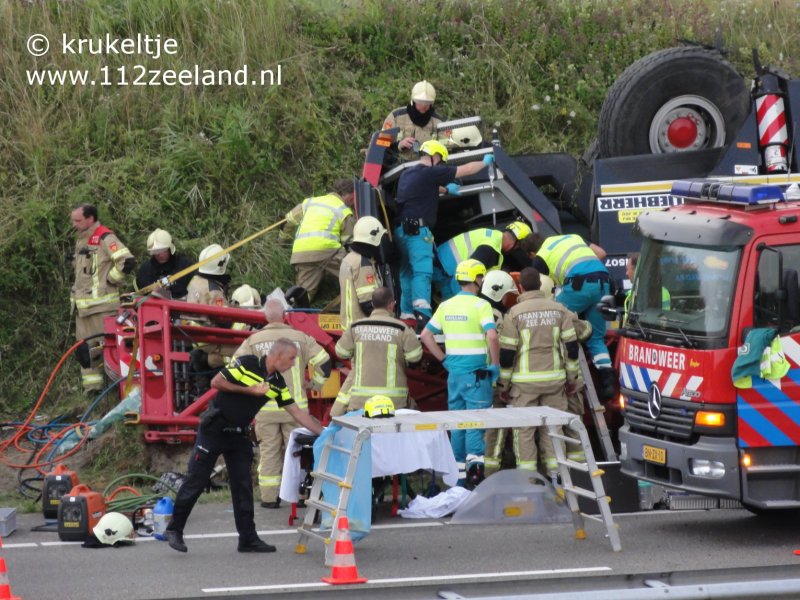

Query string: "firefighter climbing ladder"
[[295, 407, 621, 565], [579, 348, 618, 462]]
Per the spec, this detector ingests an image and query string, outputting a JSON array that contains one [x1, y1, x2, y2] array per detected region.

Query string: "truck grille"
[[625, 395, 697, 442]]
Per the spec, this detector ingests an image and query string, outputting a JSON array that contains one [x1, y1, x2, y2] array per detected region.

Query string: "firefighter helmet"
[[505, 221, 532, 241], [455, 259, 487, 284], [353, 216, 387, 246], [482, 270, 518, 302], [411, 80, 436, 104], [147, 228, 175, 255], [231, 284, 261, 308], [93, 512, 133, 546], [449, 125, 483, 148], [198, 244, 230, 275], [364, 395, 395, 419], [420, 140, 449, 162], [540, 274, 555, 298]]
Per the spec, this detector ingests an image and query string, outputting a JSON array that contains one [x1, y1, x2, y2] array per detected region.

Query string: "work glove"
[[487, 364, 501, 385], [483, 154, 495, 167], [445, 183, 461, 196]]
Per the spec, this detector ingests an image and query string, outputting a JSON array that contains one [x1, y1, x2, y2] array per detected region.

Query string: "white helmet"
[[411, 80, 436, 103], [540, 274, 555, 299], [93, 512, 133, 545], [481, 270, 518, 303], [146, 228, 175, 255], [448, 125, 483, 148], [353, 216, 386, 246], [231, 284, 261, 308], [198, 244, 230, 275]]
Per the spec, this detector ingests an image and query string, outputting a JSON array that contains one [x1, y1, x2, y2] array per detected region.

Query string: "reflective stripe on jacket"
[[288, 194, 353, 254], [536, 235, 602, 285]]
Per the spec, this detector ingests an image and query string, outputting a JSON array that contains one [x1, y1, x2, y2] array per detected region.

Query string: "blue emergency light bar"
[[671, 180, 785, 205]]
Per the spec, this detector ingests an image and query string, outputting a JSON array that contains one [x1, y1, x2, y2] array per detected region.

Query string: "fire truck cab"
[[613, 179, 800, 511]]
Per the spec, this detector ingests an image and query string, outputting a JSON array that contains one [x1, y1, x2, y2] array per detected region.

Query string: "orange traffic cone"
[[321, 516, 367, 585], [0, 557, 21, 600]]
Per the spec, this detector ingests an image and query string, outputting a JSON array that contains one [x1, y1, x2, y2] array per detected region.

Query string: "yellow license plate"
[[643, 445, 666, 465]]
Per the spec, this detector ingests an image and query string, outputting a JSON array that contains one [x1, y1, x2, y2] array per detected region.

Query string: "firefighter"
[[382, 80, 445, 159], [339, 216, 387, 329], [479, 270, 519, 476], [333, 287, 422, 416], [498, 267, 581, 476], [230, 284, 262, 334], [165, 339, 324, 554], [135, 228, 194, 300], [69, 203, 135, 393], [522, 232, 616, 400], [284, 179, 355, 303], [437, 221, 532, 299], [420, 259, 500, 488], [394, 140, 493, 331], [233, 299, 331, 508]]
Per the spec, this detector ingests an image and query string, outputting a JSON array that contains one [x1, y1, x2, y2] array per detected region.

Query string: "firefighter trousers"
[[447, 371, 493, 464], [254, 411, 298, 503], [167, 422, 259, 544], [509, 384, 568, 473], [75, 311, 111, 392], [484, 395, 510, 474], [293, 247, 345, 302]]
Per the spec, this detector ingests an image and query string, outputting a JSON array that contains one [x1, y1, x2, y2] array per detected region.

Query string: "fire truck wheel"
[[598, 46, 750, 158]]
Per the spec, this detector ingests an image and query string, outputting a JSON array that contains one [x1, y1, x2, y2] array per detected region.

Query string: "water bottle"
[[153, 496, 174, 541], [143, 508, 155, 534]]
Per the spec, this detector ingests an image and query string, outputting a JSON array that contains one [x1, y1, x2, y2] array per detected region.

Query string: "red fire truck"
[[613, 179, 800, 512]]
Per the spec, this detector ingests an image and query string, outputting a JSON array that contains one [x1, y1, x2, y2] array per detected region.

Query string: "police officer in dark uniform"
[[165, 339, 324, 554]]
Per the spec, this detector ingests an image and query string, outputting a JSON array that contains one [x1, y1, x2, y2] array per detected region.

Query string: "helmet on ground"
[[198, 244, 230, 275], [353, 216, 387, 246], [420, 140, 449, 162], [455, 259, 487, 284], [231, 284, 261, 308], [449, 125, 483, 148], [364, 395, 395, 419], [505, 221, 532, 242], [147, 228, 175, 255], [411, 80, 436, 103], [482, 270, 518, 302], [93, 512, 133, 545]]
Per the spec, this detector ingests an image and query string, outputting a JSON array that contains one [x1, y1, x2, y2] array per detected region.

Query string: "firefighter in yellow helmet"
[[70, 203, 135, 393], [284, 179, 355, 303], [339, 216, 387, 329], [497, 267, 581, 478], [136, 228, 194, 300], [420, 259, 500, 488], [233, 299, 331, 508], [382, 80, 445, 157], [333, 287, 422, 417]]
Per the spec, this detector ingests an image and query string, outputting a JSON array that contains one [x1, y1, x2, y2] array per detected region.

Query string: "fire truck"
[[612, 180, 800, 512]]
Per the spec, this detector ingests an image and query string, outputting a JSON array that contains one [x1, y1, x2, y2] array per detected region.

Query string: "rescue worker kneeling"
[[497, 267, 581, 478]]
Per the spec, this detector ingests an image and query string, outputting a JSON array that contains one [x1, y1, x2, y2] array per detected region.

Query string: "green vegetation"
[[1, 0, 799, 421]]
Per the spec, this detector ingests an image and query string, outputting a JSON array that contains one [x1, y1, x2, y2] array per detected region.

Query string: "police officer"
[[498, 267, 581, 477], [437, 221, 532, 299], [420, 259, 500, 487], [339, 216, 387, 329], [523, 232, 616, 400], [135, 228, 194, 300], [70, 203, 135, 393], [165, 339, 323, 554], [285, 179, 355, 302], [333, 287, 422, 416], [394, 140, 492, 330], [233, 300, 331, 509], [382, 80, 445, 159]]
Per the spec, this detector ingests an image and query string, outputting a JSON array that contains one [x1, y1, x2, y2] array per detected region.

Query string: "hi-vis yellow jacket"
[[286, 194, 354, 259]]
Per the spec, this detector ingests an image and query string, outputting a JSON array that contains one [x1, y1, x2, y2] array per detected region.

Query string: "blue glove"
[[487, 364, 501, 385], [483, 154, 495, 167], [445, 183, 461, 196]]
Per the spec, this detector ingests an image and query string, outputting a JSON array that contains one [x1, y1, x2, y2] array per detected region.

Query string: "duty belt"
[[221, 425, 247, 434], [402, 217, 427, 227], [564, 272, 609, 284]]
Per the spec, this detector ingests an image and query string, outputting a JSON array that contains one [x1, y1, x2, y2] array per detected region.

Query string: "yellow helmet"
[[481, 270, 518, 302], [231, 284, 261, 308], [198, 244, 230, 275], [420, 140, 449, 162], [455, 259, 487, 284], [411, 80, 436, 103], [147, 228, 175, 255], [364, 395, 395, 419], [505, 221, 532, 241], [353, 216, 387, 246]]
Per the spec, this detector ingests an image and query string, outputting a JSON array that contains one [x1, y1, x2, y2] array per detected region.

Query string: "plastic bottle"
[[152, 496, 174, 541]]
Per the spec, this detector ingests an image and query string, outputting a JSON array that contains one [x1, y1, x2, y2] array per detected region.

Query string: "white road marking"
[[202, 566, 613, 593]]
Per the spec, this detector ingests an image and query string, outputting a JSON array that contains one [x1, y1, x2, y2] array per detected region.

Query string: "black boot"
[[597, 368, 617, 403], [166, 529, 187, 553], [413, 311, 430, 334], [465, 462, 485, 490]]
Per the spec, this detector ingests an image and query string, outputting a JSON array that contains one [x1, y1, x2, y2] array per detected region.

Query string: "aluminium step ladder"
[[578, 348, 618, 461], [295, 407, 622, 565]]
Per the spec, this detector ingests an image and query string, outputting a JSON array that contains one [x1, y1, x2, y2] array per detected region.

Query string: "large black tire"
[[598, 46, 750, 158]]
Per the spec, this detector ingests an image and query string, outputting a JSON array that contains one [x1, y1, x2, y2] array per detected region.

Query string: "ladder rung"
[[556, 458, 590, 472], [329, 444, 353, 455], [307, 498, 338, 514], [311, 471, 349, 486], [548, 432, 583, 445], [582, 512, 606, 523], [297, 527, 331, 543], [562, 485, 605, 501]]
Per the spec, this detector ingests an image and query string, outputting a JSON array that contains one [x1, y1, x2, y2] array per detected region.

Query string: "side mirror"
[[597, 294, 619, 322]]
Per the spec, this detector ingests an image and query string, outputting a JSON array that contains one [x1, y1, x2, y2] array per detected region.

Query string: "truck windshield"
[[629, 240, 741, 338]]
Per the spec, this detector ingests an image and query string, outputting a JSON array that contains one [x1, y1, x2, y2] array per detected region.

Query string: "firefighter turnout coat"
[[71, 222, 133, 317], [339, 249, 382, 329]]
